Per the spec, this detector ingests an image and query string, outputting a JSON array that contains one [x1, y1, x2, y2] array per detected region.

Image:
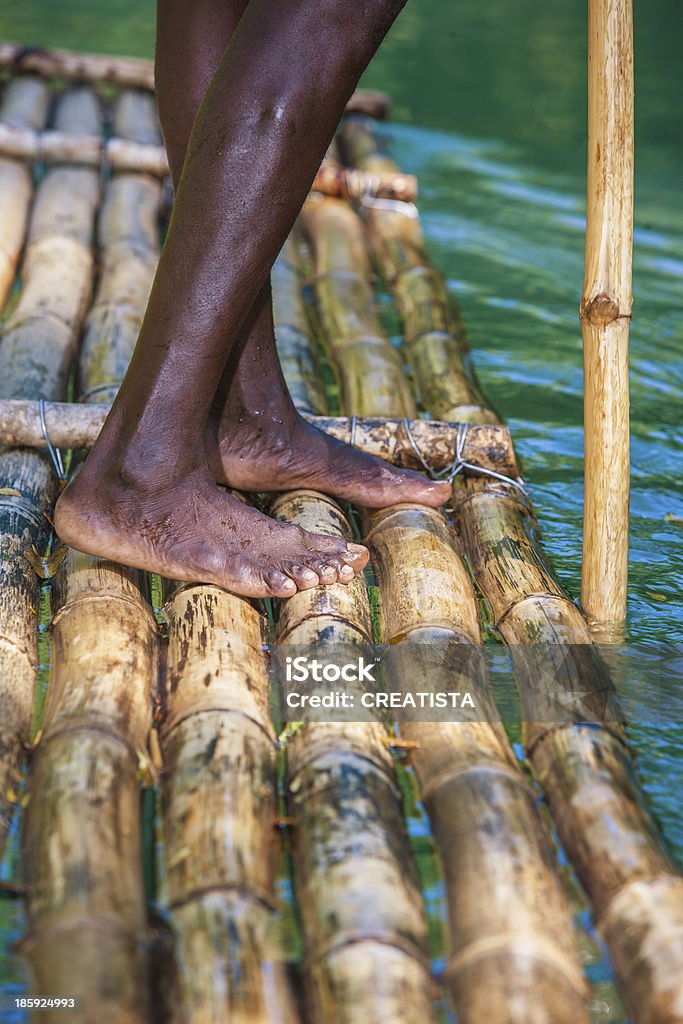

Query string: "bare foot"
[[209, 406, 452, 508], [54, 462, 369, 598]]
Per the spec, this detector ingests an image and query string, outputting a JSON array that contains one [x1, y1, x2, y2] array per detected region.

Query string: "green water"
[[1, 2, 682, 1021]]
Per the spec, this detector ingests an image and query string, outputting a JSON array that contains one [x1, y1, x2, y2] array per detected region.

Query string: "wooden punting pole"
[[298, 189, 590, 1022], [580, 0, 633, 630], [0, 82, 98, 860], [19, 87, 157, 1022], [271, 246, 436, 1023], [341, 117, 683, 1024]]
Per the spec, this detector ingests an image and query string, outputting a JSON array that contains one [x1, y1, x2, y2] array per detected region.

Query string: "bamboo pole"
[[580, 0, 633, 628], [0, 86, 100, 860], [0, 398, 518, 477], [367, 505, 590, 1023], [456, 478, 683, 1024], [306, 177, 590, 1021], [16, 87, 158, 1021], [345, 116, 683, 1022], [274, 491, 435, 1024], [298, 199, 416, 418], [0, 43, 391, 114], [340, 115, 496, 424], [272, 241, 435, 1023], [0, 75, 51, 311], [0, 87, 101, 400], [0, 120, 416, 201], [160, 577, 300, 1024], [79, 92, 162, 405], [20, 554, 156, 1023]]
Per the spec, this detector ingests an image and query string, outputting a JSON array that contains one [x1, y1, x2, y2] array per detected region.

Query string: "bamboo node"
[[580, 292, 624, 327]]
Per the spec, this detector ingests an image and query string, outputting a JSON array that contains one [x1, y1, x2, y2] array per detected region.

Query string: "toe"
[[303, 531, 348, 556], [264, 570, 298, 598], [418, 479, 453, 507], [337, 563, 356, 584], [308, 561, 339, 585], [340, 542, 370, 570], [289, 564, 320, 590]]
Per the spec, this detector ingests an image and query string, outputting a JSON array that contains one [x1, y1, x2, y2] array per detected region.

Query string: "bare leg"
[[55, 0, 445, 597], [156, 0, 452, 508]]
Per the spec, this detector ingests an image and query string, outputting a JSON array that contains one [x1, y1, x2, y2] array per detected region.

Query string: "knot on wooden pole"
[[580, 292, 624, 327]]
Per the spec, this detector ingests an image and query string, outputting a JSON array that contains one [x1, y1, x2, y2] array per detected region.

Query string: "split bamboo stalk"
[[308, 173, 591, 1021], [272, 242, 435, 1023], [0, 86, 100, 860], [160, 578, 300, 1024], [0, 398, 518, 478], [346, 112, 683, 1021], [0, 75, 51, 311], [340, 115, 495, 424], [366, 504, 590, 1023], [18, 87, 158, 1021], [580, 0, 633, 628]]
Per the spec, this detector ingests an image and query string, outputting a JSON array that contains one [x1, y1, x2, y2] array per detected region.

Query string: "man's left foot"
[[208, 405, 452, 508]]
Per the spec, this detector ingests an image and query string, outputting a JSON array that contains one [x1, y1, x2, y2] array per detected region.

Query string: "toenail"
[[303, 569, 317, 580], [321, 566, 336, 577], [340, 565, 354, 576]]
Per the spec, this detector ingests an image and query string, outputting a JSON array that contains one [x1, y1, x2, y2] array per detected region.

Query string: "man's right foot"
[[54, 463, 369, 598]]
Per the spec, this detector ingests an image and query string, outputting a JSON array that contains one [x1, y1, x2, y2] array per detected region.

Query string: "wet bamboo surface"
[[0, 83, 99, 861], [20, 87, 157, 1024], [272, 242, 435, 1024], [299, 188, 590, 1022], [341, 114, 683, 1023]]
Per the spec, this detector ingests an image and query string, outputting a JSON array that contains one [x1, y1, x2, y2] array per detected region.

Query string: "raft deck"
[[0, 45, 682, 1024]]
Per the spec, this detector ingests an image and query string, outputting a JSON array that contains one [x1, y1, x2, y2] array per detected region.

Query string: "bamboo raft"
[[1, 35, 682, 1024]]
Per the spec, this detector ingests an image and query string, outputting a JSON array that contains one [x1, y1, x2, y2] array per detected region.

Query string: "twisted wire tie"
[[356, 171, 419, 218], [402, 418, 527, 494], [39, 398, 67, 482]]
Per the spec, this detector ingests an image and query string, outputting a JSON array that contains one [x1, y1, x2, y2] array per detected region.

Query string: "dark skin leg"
[[156, 0, 451, 507], [55, 0, 450, 598]]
